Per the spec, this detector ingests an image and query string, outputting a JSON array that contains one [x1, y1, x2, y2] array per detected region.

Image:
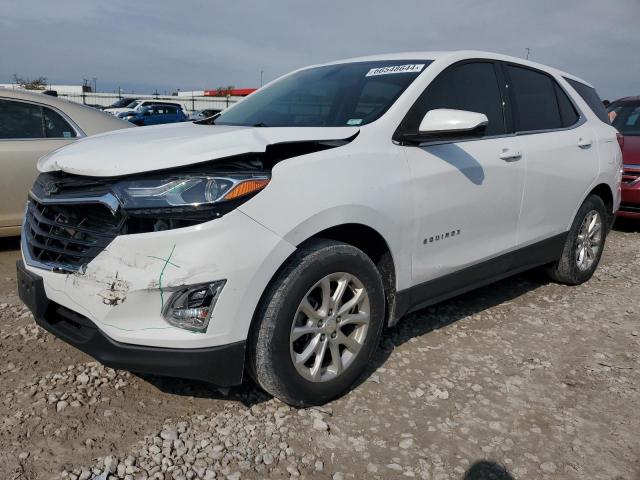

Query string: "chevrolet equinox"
[[17, 51, 622, 406]]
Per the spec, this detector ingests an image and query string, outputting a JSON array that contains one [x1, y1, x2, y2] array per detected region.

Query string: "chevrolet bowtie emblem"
[[43, 182, 59, 196]]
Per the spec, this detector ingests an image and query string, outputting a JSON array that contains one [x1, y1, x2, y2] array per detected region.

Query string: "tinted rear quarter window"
[[554, 83, 580, 127], [0, 99, 44, 139], [506, 65, 562, 132], [565, 78, 609, 124], [43, 107, 76, 138], [400, 61, 506, 136]]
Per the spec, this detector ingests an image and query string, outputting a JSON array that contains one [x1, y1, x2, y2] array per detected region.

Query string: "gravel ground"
[[0, 221, 639, 480]]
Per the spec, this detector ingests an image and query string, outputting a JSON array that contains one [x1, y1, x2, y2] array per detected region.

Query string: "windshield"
[[127, 100, 143, 109], [214, 60, 431, 127], [609, 101, 640, 136], [110, 98, 134, 108]]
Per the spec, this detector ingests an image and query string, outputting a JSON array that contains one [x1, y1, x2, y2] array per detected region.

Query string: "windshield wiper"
[[251, 122, 269, 127]]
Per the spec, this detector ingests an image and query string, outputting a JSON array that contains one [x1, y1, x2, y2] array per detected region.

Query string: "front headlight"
[[113, 174, 270, 209]]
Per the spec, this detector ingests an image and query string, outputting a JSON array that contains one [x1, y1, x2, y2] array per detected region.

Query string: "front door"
[[398, 61, 525, 286]]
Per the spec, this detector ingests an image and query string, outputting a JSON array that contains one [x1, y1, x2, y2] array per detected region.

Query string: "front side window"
[[398, 61, 507, 137], [213, 60, 432, 127], [506, 65, 563, 132], [0, 99, 44, 139]]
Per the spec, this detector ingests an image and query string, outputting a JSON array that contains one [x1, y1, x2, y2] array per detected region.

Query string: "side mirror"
[[418, 108, 488, 135]]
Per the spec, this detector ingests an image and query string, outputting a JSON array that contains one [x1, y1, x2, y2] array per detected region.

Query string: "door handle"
[[499, 148, 522, 161], [578, 137, 592, 148]]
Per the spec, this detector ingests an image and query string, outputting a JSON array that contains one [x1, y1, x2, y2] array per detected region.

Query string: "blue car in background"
[[118, 104, 187, 126]]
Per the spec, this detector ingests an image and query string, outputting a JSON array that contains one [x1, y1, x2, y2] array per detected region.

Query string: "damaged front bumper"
[[17, 260, 245, 385], [18, 208, 296, 383]]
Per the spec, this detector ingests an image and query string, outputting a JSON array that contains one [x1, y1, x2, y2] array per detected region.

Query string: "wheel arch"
[[249, 220, 403, 357], [589, 183, 614, 218], [300, 223, 399, 327]]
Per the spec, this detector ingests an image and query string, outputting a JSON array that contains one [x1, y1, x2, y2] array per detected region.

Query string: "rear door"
[[399, 61, 526, 285], [0, 99, 77, 230], [163, 106, 178, 123], [503, 64, 600, 245]]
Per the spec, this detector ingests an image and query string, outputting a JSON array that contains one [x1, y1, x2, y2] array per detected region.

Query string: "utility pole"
[[92, 77, 97, 93], [525, 48, 530, 60], [260, 69, 264, 87], [82, 78, 88, 104]]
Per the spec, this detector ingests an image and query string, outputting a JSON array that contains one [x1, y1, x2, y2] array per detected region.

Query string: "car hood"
[[622, 135, 640, 165], [38, 122, 360, 176]]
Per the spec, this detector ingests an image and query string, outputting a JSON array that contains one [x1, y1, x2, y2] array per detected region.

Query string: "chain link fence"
[[58, 92, 239, 114]]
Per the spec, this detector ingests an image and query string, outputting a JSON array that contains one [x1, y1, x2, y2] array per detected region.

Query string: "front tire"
[[248, 239, 385, 407], [546, 194, 608, 285]]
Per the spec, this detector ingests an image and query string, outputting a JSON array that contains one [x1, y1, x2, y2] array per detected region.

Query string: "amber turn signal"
[[223, 179, 270, 201]]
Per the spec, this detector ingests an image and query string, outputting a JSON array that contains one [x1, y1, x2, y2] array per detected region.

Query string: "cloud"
[[1, 0, 638, 99]]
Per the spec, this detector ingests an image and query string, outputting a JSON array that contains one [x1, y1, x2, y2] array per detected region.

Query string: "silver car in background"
[[0, 89, 131, 236]]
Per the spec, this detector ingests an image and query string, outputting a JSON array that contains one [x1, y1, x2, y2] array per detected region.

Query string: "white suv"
[[104, 100, 182, 116], [17, 51, 622, 406]]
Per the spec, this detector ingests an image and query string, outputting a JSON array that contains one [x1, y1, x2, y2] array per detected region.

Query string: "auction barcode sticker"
[[365, 64, 425, 77]]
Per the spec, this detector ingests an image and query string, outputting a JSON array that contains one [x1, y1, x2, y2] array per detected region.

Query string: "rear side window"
[[0, 99, 44, 139], [399, 61, 506, 136], [554, 84, 580, 127], [0, 100, 77, 139], [565, 78, 609, 123], [43, 107, 76, 138], [506, 65, 562, 132]]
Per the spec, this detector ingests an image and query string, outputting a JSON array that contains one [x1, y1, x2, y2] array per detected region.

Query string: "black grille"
[[24, 198, 125, 271]]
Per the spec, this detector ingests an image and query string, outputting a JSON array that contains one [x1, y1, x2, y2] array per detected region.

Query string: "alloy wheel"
[[289, 272, 370, 382], [575, 210, 602, 271]]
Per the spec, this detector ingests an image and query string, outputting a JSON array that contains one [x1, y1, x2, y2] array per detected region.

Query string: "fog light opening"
[[163, 280, 226, 333]]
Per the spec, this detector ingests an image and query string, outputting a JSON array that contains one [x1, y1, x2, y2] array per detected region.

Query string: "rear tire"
[[546, 194, 608, 285], [248, 239, 385, 407]]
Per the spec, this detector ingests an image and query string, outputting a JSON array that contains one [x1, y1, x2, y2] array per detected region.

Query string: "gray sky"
[[1, 0, 638, 100]]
